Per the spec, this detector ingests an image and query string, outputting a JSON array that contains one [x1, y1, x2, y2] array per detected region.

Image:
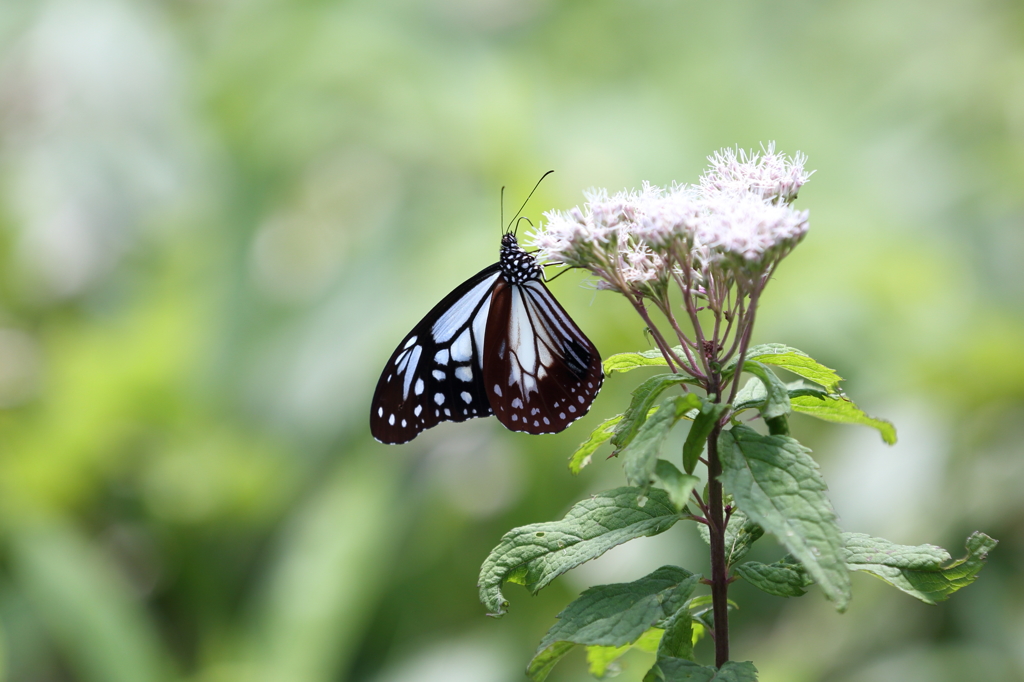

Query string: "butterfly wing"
[[482, 278, 603, 434], [370, 264, 501, 444]]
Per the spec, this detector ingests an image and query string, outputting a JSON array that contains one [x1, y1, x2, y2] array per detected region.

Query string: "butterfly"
[[370, 228, 603, 444]]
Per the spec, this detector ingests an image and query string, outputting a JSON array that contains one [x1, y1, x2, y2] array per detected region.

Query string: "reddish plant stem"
[[706, 418, 730, 667], [628, 296, 684, 374]]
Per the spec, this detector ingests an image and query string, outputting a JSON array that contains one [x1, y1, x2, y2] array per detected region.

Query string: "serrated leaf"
[[527, 566, 698, 681], [570, 414, 623, 474], [525, 641, 573, 682], [612, 374, 698, 451], [683, 398, 728, 474], [738, 362, 790, 420], [744, 343, 842, 392], [604, 347, 694, 375], [791, 393, 897, 444], [718, 426, 850, 610], [479, 488, 682, 616], [655, 609, 694, 662], [644, 658, 758, 682], [734, 560, 810, 597], [585, 628, 664, 679], [622, 395, 702, 487], [605, 349, 671, 373], [539, 566, 698, 648], [842, 531, 997, 604], [654, 460, 699, 513]]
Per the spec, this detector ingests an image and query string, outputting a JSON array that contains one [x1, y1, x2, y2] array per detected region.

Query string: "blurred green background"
[[0, 0, 1022, 680]]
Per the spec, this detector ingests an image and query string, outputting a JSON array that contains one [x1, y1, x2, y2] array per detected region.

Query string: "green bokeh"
[[0, 0, 1021, 680]]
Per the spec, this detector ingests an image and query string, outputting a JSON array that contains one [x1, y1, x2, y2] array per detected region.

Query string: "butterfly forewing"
[[370, 265, 501, 444], [482, 278, 603, 434]]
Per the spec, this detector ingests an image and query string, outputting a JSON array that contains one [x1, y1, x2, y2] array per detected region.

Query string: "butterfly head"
[[499, 233, 542, 284]]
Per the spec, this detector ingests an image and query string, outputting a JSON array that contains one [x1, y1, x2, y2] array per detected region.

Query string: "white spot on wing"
[[461, 391, 472, 403], [415, 379, 424, 396], [434, 349, 449, 365], [455, 365, 473, 382], [451, 328, 473, 363], [434, 393, 445, 405]]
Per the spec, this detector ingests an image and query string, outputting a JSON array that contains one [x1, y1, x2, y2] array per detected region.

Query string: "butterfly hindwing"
[[482, 278, 603, 434], [370, 265, 501, 444]]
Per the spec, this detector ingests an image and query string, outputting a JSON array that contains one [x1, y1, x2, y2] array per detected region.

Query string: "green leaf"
[[585, 628, 662, 679], [644, 658, 758, 682], [570, 414, 623, 474], [734, 378, 897, 445], [653, 460, 700, 513], [732, 377, 767, 413], [622, 395, 702, 488], [738, 362, 790, 420], [604, 349, 671, 373], [724, 508, 765, 567], [479, 488, 683, 616], [791, 393, 897, 445], [764, 415, 789, 436], [696, 506, 764, 567], [744, 343, 842, 392], [841, 531, 997, 604], [604, 347, 695, 375], [527, 566, 699, 681], [734, 560, 810, 597], [718, 426, 850, 610], [612, 374, 698, 452], [525, 641, 574, 682], [655, 609, 694, 662], [683, 398, 728, 474]]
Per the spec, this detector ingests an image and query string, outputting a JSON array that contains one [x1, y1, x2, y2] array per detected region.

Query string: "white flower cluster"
[[529, 144, 811, 298], [701, 143, 812, 204]]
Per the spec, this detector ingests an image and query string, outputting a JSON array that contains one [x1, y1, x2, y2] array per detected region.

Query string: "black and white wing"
[[482, 278, 603, 434], [370, 264, 501, 444]]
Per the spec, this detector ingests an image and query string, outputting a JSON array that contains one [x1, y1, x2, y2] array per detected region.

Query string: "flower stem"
[[629, 296, 689, 375]]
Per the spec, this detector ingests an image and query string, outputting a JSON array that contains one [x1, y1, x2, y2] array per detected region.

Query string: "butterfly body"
[[370, 233, 602, 444]]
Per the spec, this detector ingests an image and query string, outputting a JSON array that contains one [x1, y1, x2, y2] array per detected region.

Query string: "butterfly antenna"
[[506, 170, 554, 235], [514, 216, 534, 234]]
